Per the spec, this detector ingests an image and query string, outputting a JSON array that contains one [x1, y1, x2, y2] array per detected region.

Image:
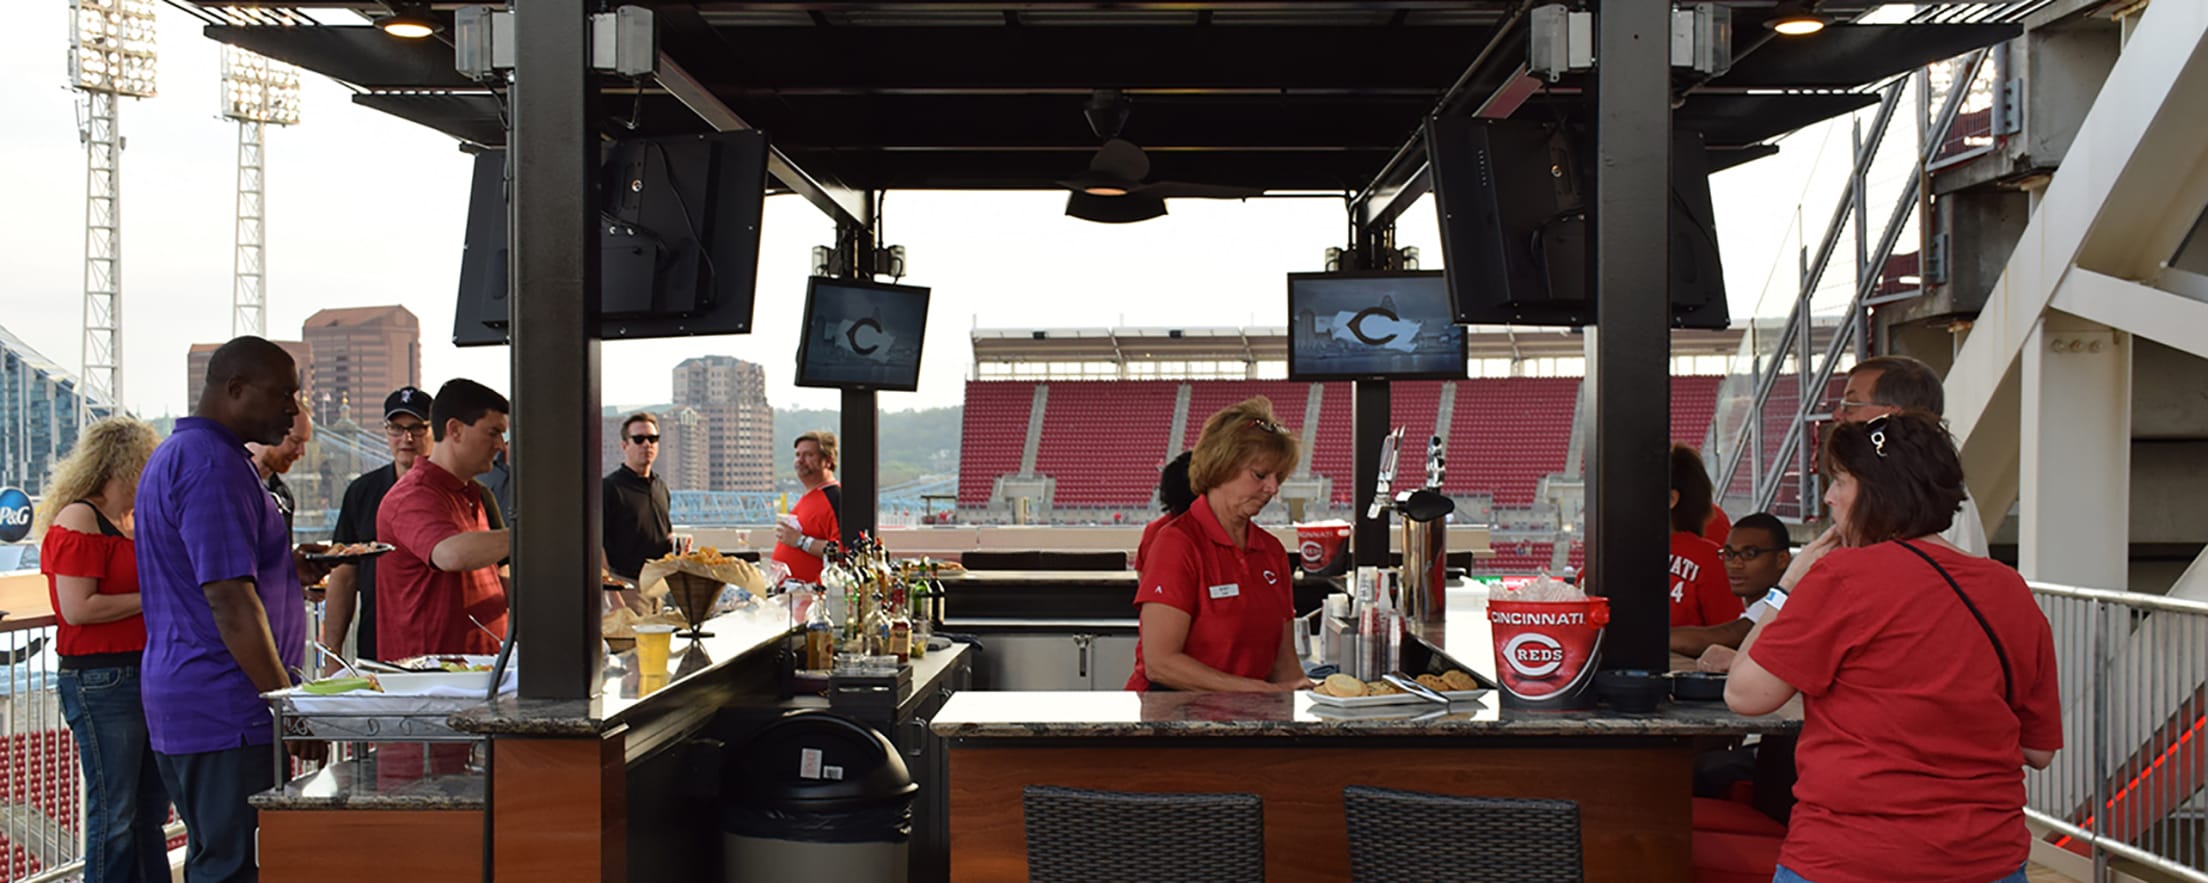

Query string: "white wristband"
[[1762, 588, 1790, 611]]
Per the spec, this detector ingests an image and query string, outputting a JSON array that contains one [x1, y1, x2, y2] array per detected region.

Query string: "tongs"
[[1381, 673, 1451, 705]]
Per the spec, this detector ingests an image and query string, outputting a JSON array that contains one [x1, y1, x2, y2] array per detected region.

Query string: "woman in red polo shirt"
[[1128, 398, 1309, 692], [1728, 412, 2059, 883], [38, 416, 169, 883]]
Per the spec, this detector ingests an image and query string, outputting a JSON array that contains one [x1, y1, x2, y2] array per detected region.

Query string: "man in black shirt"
[[321, 387, 432, 670], [603, 411, 671, 611]]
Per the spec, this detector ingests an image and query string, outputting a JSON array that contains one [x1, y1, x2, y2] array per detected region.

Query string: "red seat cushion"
[[1694, 829, 1784, 883], [1693, 797, 1787, 837]]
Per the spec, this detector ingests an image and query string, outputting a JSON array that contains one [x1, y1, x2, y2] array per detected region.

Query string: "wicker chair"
[[1342, 786, 1583, 883], [1024, 785, 1265, 883]]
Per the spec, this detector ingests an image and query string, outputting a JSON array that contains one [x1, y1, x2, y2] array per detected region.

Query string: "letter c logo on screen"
[[1346, 306, 1401, 346], [0, 488, 33, 544], [1502, 631, 1566, 679], [843, 318, 885, 356]]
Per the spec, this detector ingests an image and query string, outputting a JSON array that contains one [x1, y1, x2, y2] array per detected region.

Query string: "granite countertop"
[[929, 689, 1799, 739], [251, 748, 484, 811], [450, 595, 796, 736]]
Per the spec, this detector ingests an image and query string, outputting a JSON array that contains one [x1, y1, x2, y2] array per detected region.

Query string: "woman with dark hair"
[[1133, 451, 1195, 572], [1728, 411, 2059, 883], [1127, 397, 1309, 692], [1669, 443, 1742, 627]]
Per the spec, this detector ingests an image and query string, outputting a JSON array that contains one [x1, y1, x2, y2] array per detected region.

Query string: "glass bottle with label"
[[889, 582, 914, 664], [804, 586, 836, 671]]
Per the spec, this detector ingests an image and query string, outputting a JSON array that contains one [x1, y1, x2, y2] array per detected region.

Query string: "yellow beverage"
[[635, 625, 675, 676]]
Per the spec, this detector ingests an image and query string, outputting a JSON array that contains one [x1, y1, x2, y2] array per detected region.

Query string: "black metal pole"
[[509, 0, 602, 700], [1352, 379, 1391, 568], [832, 215, 878, 548], [840, 391, 878, 548], [1590, 0, 1671, 672]]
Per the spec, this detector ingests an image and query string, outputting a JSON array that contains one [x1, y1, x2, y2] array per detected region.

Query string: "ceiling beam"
[[1351, 0, 1542, 234], [652, 51, 871, 230]]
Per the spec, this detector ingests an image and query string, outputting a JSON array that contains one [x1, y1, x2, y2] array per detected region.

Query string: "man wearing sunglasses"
[[1672, 512, 1792, 658], [603, 412, 672, 610]]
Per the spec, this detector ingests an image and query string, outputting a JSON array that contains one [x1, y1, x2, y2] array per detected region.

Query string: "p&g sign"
[[0, 488, 33, 544]]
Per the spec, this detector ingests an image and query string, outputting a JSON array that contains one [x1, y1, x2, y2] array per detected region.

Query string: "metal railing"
[[2026, 581, 2208, 881], [4, 589, 324, 883], [1, 615, 80, 882]]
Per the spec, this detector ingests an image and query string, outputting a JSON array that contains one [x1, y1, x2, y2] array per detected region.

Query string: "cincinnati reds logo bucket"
[[1488, 598, 1608, 710]]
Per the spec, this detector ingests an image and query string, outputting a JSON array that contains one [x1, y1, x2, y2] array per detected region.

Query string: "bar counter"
[[929, 581, 1800, 883]]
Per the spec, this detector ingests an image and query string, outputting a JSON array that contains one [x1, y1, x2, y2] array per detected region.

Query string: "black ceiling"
[[192, 1, 2017, 194]]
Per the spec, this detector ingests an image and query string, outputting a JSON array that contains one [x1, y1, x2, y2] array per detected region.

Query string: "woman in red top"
[[1669, 443, 1743, 627], [39, 416, 169, 883], [1132, 451, 1194, 573], [1729, 412, 2059, 883], [1128, 398, 1309, 692]]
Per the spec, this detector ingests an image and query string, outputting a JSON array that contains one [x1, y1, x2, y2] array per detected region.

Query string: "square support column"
[[2020, 311, 2130, 587]]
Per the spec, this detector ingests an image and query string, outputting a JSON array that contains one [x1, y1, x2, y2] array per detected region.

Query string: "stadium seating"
[[1036, 381, 1181, 507], [955, 375, 1748, 518], [957, 381, 1037, 507]]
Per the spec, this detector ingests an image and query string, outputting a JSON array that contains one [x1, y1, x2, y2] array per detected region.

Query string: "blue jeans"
[[1775, 863, 2029, 883], [156, 744, 274, 883], [57, 664, 173, 883]]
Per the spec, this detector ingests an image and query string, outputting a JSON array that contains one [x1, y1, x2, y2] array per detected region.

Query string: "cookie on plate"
[[1319, 673, 1366, 697], [1415, 673, 1450, 692], [1440, 670, 1479, 692]]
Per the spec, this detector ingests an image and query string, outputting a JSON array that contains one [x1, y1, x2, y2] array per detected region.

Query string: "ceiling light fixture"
[[376, 6, 440, 39], [1765, 1, 1827, 36]]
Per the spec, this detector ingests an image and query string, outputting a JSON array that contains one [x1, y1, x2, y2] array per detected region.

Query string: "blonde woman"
[[1127, 397, 1310, 692], [38, 416, 170, 883]]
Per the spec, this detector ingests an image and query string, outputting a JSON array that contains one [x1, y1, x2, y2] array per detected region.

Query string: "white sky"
[[0, 3, 1869, 419]]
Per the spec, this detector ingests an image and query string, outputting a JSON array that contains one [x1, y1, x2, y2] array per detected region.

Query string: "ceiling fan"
[[1061, 90, 1265, 223]]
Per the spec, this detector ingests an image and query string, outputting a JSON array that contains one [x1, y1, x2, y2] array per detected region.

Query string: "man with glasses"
[[245, 409, 313, 534], [321, 387, 433, 667], [1671, 512, 1792, 658], [603, 412, 671, 611]]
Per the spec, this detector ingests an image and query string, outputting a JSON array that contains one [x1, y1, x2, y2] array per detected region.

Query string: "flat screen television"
[[1286, 271, 1468, 381], [1426, 116, 1729, 330], [795, 277, 932, 392], [452, 130, 768, 346]]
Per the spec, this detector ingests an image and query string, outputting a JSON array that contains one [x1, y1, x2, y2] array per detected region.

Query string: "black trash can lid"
[[724, 710, 918, 809]]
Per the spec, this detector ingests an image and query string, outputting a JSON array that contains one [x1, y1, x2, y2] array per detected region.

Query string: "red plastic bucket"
[[1488, 598, 1610, 710], [1294, 521, 1353, 576]]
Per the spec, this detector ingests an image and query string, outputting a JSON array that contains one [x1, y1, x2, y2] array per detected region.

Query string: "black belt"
[[59, 650, 143, 671]]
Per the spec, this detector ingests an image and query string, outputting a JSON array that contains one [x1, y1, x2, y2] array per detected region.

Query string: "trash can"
[[721, 709, 919, 881]]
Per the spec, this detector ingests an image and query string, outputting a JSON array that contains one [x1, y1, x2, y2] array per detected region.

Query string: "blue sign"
[[0, 488, 31, 544]]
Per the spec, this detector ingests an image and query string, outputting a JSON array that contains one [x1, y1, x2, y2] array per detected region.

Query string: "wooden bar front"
[[947, 742, 1693, 883]]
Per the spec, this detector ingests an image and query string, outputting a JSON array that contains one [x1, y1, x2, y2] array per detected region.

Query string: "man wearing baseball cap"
[[319, 387, 433, 668]]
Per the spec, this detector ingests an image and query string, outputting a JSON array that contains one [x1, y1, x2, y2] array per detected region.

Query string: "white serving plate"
[[1303, 687, 1489, 709]]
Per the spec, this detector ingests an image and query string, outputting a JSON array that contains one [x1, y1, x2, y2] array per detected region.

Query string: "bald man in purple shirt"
[[135, 336, 332, 882]]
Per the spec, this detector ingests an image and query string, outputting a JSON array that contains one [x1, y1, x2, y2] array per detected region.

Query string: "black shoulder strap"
[[822, 484, 843, 521], [72, 499, 125, 538], [1894, 540, 2013, 705]]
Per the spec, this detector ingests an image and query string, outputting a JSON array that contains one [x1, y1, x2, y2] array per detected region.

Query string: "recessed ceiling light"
[[376, 9, 439, 39], [1766, 1, 1828, 36]]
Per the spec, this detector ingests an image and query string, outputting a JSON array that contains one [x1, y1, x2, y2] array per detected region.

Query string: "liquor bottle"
[[907, 564, 932, 657], [804, 585, 836, 671], [889, 582, 914, 664]]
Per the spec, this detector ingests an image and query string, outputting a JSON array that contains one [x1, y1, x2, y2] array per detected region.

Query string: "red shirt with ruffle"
[[41, 524, 148, 656]]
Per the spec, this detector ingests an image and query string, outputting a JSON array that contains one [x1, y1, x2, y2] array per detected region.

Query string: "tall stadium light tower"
[[67, 0, 158, 425], [221, 46, 301, 338]]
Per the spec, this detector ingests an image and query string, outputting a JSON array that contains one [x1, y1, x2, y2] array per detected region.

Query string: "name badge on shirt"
[[1208, 583, 1240, 600]]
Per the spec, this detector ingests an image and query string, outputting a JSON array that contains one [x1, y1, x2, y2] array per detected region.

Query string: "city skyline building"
[[302, 305, 419, 426], [672, 355, 774, 492]]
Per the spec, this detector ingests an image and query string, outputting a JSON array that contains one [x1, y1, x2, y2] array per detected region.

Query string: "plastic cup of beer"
[[634, 625, 676, 676]]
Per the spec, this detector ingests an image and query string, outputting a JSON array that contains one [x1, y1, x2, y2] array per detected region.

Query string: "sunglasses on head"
[[630, 434, 661, 445]]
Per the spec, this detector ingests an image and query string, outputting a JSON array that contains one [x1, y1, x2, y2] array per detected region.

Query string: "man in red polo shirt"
[[376, 378, 512, 659], [773, 430, 842, 583]]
